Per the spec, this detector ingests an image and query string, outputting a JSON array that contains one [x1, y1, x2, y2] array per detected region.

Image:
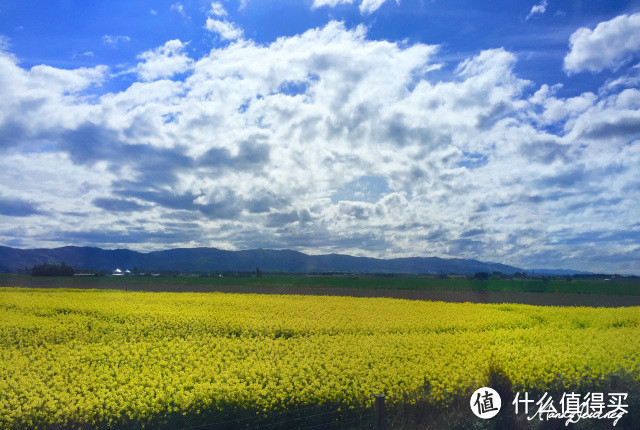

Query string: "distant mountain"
[[0, 245, 583, 275]]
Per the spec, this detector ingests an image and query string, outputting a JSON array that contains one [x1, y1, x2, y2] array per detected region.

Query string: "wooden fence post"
[[374, 394, 386, 430]]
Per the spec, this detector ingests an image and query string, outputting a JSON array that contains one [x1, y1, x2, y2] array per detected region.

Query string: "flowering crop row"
[[0, 287, 639, 428]]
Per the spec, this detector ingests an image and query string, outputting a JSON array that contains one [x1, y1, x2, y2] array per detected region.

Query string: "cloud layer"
[[1, 18, 639, 273]]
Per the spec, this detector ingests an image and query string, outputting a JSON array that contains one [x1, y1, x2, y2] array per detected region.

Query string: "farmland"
[[3, 273, 640, 296], [1, 287, 639, 429], [2, 273, 640, 307]]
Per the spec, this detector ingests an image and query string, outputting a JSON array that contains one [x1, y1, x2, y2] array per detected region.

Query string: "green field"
[[2, 273, 640, 295]]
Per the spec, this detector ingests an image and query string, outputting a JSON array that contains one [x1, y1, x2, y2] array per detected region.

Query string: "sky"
[[1, 0, 640, 273]]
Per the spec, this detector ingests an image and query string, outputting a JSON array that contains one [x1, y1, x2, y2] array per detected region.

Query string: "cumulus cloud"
[[1, 21, 640, 272], [359, 0, 391, 14], [0, 48, 107, 152], [203, 2, 243, 40], [602, 65, 640, 92], [209, 2, 227, 17], [312, 0, 354, 9], [564, 13, 640, 74], [204, 18, 244, 40], [28, 64, 108, 93], [130, 39, 193, 81], [525, 0, 547, 20]]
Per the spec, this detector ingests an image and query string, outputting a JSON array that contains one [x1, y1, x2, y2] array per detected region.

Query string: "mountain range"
[[0, 245, 590, 275]]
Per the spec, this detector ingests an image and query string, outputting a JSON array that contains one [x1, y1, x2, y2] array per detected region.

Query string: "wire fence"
[[175, 396, 383, 430]]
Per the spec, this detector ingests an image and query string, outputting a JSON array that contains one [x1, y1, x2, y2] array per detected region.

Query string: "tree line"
[[31, 262, 75, 276]]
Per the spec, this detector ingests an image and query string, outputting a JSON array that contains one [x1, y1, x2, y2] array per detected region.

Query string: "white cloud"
[[209, 2, 227, 17], [71, 51, 94, 59], [602, 65, 640, 93], [102, 35, 130, 46], [312, 0, 394, 14], [359, 0, 390, 14], [205, 18, 244, 40], [312, 0, 354, 8], [29, 65, 108, 93], [130, 39, 193, 81], [528, 84, 596, 125], [564, 13, 640, 74], [2, 22, 640, 272], [171, 2, 185, 16], [525, 0, 547, 20], [204, 2, 242, 40], [0, 48, 107, 155], [564, 88, 640, 143], [150, 9, 158, 16]]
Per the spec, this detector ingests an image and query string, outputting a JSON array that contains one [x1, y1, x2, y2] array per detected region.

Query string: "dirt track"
[[2, 277, 640, 307]]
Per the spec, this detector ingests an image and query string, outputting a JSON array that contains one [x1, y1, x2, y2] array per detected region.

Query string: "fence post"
[[374, 394, 386, 430]]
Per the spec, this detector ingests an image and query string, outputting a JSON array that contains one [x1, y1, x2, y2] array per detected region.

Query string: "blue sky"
[[1, 0, 640, 273]]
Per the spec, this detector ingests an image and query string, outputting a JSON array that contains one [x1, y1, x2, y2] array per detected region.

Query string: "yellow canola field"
[[0, 287, 639, 428]]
